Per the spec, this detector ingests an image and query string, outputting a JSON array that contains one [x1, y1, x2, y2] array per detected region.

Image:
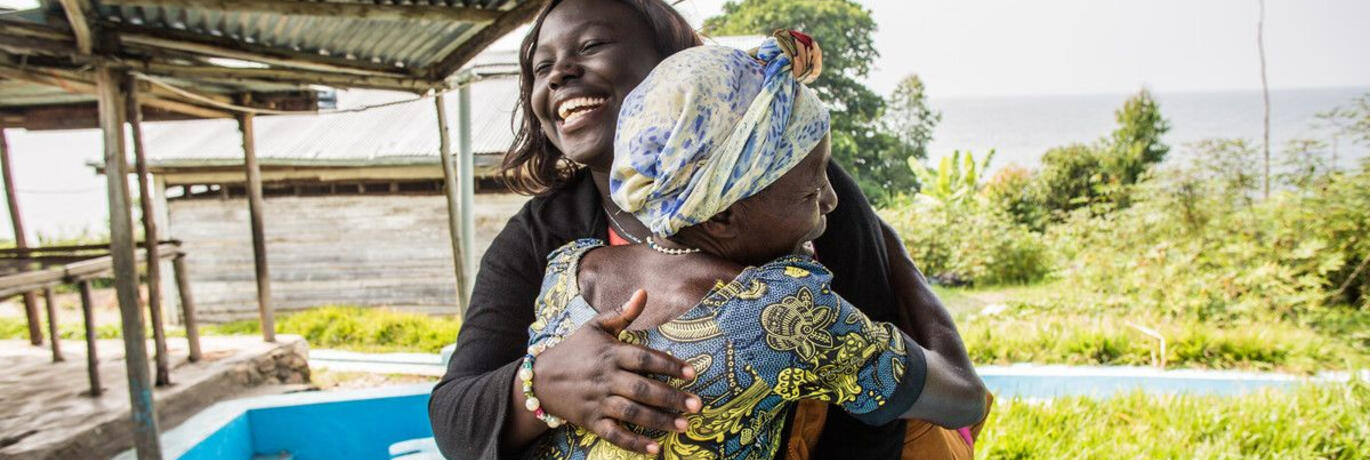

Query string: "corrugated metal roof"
[[142, 74, 519, 167], [134, 35, 766, 169], [92, 0, 515, 71]]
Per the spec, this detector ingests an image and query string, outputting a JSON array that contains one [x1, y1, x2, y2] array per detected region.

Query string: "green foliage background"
[[704, 0, 934, 204]]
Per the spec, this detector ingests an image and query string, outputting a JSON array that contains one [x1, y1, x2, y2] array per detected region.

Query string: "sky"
[[672, 0, 1370, 98]]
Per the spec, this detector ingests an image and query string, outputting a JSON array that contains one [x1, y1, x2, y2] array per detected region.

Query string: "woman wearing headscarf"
[[514, 31, 965, 459], [429, 1, 989, 458]]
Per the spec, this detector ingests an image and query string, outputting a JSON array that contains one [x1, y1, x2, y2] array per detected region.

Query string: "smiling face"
[[529, 0, 663, 171], [688, 136, 837, 265]]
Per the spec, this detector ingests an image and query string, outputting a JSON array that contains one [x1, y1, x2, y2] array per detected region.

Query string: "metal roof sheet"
[[91, 0, 514, 71], [141, 74, 519, 167]]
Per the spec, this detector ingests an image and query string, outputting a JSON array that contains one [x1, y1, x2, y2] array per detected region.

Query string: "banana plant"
[[909, 149, 996, 206]]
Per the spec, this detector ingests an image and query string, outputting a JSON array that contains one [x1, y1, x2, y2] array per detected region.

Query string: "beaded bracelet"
[[519, 338, 566, 428]]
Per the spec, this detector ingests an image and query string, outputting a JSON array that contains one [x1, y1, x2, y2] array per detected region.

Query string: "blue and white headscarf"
[[610, 30, 830, 237]]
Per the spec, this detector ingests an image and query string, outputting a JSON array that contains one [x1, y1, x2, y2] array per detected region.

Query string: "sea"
[[3, 86, 1367, 241], [927, 86, 1369, 172]]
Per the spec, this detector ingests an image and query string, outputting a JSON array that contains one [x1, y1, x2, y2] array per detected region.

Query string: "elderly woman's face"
[[529, 0, 662, 171], [727, 137, 838, 263]]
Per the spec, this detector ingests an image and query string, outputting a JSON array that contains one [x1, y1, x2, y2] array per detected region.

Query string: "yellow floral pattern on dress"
[[523, 240, 920, 460], [760, 287, 834, 362]]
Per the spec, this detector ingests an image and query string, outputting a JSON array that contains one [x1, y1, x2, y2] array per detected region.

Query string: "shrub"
[[981, 165, 1047, 230], [1046, 159, 1370, 320], [1035, 143, 1109, 215], [882, 194, 1051, 286], [980, 379, 1370, 459]]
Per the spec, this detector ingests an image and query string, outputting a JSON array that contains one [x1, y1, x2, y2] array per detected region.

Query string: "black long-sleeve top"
[[430, 163, 909, 459]]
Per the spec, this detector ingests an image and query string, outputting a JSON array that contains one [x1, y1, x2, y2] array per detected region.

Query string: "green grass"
[[932, 280, 1370, 373], [980, 379, 1370, 459], [0, 316, 123, 341], [2, 305, 462, 354], [205, 306, 462, 353]]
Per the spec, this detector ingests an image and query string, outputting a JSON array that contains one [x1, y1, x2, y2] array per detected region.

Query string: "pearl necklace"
[[646, 236, 701, 255]]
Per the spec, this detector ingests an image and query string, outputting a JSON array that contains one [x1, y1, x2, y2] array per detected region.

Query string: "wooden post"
[[237, 103, 274, 342], [43, 287, 63, 362], [127, 81, 171, 386], [435, 94, 468, 317], [0, 126, 43, 346], [97, 65, 162, 460], [172, 253, 201, 362], [457, 86, 475, 299], [79, 280, 101, 396]]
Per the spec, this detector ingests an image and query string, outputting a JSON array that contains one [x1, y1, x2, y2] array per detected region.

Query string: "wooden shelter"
[[0, 0, 547, 457], [127, 81, 521, 322]]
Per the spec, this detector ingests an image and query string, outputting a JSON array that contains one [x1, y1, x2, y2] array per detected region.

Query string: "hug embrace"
[[430, 0, 990, 458]]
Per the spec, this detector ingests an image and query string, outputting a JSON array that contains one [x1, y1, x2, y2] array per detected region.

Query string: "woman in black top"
[[428, 0, 986, 458]]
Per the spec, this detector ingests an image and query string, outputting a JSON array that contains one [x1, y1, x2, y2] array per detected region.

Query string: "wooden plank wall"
[[167, 193, 528, 321]]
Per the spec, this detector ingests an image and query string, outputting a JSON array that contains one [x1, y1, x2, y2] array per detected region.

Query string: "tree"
[[1104, 88, 1170, 185], [1034, 89, 1170, 217], [885, 73, 940, 160], [704, 0, 914, 203]]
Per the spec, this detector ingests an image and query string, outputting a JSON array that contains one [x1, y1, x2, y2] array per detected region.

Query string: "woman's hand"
[[532, 290, 703, 454]]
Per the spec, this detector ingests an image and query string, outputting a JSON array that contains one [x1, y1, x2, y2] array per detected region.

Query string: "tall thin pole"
[[97, 65, 162, 460], [435, 94, 469, 316], [43, 287, 62, 362], [238, 104, 275, 342], [0, 126, 42, 346], [1258, 0, 1271, 199], [457, 85, 475, 296], [172, 253, 201, 362], [127, 81, 170, 385], [79, 280, 101, 396]]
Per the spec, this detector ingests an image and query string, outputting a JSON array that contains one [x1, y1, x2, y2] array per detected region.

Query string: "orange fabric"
[[785, 393, 995, 460], [784, 400, 830, 460]]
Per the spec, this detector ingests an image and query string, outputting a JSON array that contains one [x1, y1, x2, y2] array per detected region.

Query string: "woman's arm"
[[882, 219, 988, 428], [812, 162, 985, 428], [429, 205, 547, 459], [429, 199, 699, 458]]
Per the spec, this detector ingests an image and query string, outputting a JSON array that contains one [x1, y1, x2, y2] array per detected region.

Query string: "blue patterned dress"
[[523, 240, 925, 460]]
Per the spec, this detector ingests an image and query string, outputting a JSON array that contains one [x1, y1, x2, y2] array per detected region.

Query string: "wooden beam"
[[56, 0, 92, 54], [119, 29, 414, 77], [237, 103, 274, 342], [429, 0, 549, 80], [96, 65, 162, 460], [0, 125, 43, 346], [103, 0, 502, 23], [132, 62, 433, 92], [434, 94, 468, 316], [0, 240, 175, 255], [0, 269, 63, 299], [0, 64, 235, 119], [43, 287, 63, 362], [171, 253, 200, 362], [79, 280, 101, 396], [0, 32, 80, 57], [0, 18, 75, 42], [127, 81, 171, 386]]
